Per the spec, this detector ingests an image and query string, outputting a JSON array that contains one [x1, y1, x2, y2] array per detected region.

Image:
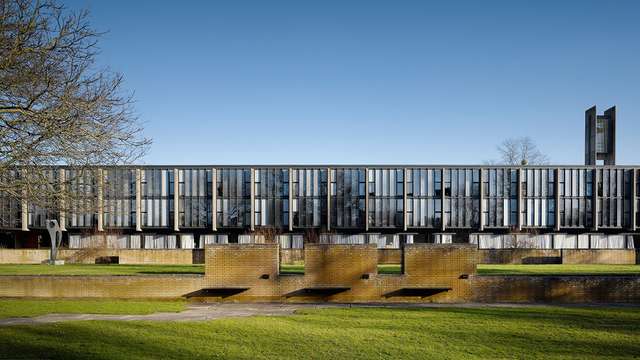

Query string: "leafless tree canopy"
[[0, 0, 150, 212], [486, 137, 550, 166]]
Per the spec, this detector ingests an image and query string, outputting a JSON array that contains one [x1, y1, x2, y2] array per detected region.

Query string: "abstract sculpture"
[[46, 219, 64, 264]]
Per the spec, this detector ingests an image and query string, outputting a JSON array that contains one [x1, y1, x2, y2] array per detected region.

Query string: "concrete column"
[[517, 168, 523, 231], [441, 168, 446, 232], [20, 170, 29, 231], [212, 168, 217, 232], [479, 168, 484, 231], [288, 168, 293, 232], [632, 169, 637, 231], [250, 168, 255, 231], [403, 168, 408, 232], [58, 169, 66, 231], [554, 168, 561, 231], [327, 167, 331, 232], [593, 168, 599, 231], [364, 168, 369, 232], [173, 168, 180, 232], [96, 168, 104, 232], [135, 169, 142, 232]]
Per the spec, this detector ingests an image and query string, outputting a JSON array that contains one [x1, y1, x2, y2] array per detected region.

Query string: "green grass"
[[477, 264, 640, 276], [0, 264, 205, 276], [0, 299, 186, 319], [1, 263, 639, 277], [279, 264, 403, 275], [280, 264, 640, 276], [378, 264, 402, 274], [0, 306, 638, 359]]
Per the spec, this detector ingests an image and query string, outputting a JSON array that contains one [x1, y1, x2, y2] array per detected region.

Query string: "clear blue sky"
[[65, 0, 640, 165]]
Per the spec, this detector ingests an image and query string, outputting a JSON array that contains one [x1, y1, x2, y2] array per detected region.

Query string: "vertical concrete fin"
[[585, 106, 597, 166], [19, 168, 28, 231], [58, 168, 66, 231], [604, 106, 616, 165], [327, 167, 331, 232], [441, 168, 446, 232], [403, 168, 408, 232], [97, 168, 104, 232], [632, 168, 637, 231], [288, 168, 293, 232], [554, 168, 561, 231], [135, 168, 142, 232], [212, 168, 217, 231], [173, 168, 180, 232], [479, 168, 484, 231], [364, 168, 369, 232], [250, 168, 255, 231], [593, 168, 599, 231], [517, 168, 523, 231]]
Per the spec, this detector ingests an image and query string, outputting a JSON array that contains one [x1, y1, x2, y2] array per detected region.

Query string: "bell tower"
[[585, 106, 616, 165]]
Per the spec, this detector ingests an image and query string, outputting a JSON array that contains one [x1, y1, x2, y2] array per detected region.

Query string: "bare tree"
[[486, 137, 549, 166], [0, 0, 150, 219]]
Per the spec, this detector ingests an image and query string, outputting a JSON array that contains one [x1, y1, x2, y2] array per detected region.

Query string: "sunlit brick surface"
[[562, 249, 636, 264]]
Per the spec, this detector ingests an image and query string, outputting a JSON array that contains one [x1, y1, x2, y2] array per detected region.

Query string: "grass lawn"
[[276, 263, 640, 276], [1, 263, 639, 276], [0, 299, 186, 319], [0, 306, 638, 359], [0, 264, 204, 276], [477, 264, 640, 276], [279, 264, 402, 275]]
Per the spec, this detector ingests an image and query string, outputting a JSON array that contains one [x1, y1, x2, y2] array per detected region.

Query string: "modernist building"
[[0, 165, 638, 249], [0, 106, 637, 250]]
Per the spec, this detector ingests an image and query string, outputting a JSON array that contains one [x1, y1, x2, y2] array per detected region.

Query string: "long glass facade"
[[216, 168, 250, 227], [406, 168, 440, 228], [368, 168, 403, 228], [0, 165, 638, 233], [103, 168, 136, 228], [292, 168, 325, 228], [178, 169, 211, 228], [483, 168, 517, 228], [254, 168, 288, 227], [27, 169, 59, 228], [597, 168, 631, 228], [558, 168, 592, 228], [330, 168, 365, 228], [521, 168, 555, 227], [445, 168, 480, 228], [65, 169, 97, 228], [140, 168, 172, 228], [0, 170, 21, 229]]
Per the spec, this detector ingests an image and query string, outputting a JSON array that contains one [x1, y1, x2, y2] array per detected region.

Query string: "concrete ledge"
[[0, 275, 204, 299], [378, 249, 402, 264], [0, 249, 205, 265], [280, 249, 304, 264], [472, 275, 640, 303], [562, 249, 636, 265], [0, 274, 638, 303], [479, 249, 562, 264]]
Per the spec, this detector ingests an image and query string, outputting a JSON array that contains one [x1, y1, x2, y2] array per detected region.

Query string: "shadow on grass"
[[136, 271, 204, 275], [0, 307, 639, 359]]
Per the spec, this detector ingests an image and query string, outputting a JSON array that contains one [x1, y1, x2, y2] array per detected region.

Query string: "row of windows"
[[1, 167, 639, 230]]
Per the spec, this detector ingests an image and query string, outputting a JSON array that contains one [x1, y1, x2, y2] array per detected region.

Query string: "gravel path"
[[1, 302, 634, 326]]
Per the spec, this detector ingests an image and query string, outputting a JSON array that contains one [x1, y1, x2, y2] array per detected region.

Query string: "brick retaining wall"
[[0, 275, 204, 299], [0, 249, 204, 265], [472, 275, 640, 303], [377, 249, 402, 264], [562, 249, 636, 265], [478, 249, 562, 264]]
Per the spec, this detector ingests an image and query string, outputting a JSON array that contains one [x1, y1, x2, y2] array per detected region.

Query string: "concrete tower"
[[585, 106, 616, 165]]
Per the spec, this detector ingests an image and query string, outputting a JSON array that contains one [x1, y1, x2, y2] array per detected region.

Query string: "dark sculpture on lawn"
[[46, 220, 63, 264]]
